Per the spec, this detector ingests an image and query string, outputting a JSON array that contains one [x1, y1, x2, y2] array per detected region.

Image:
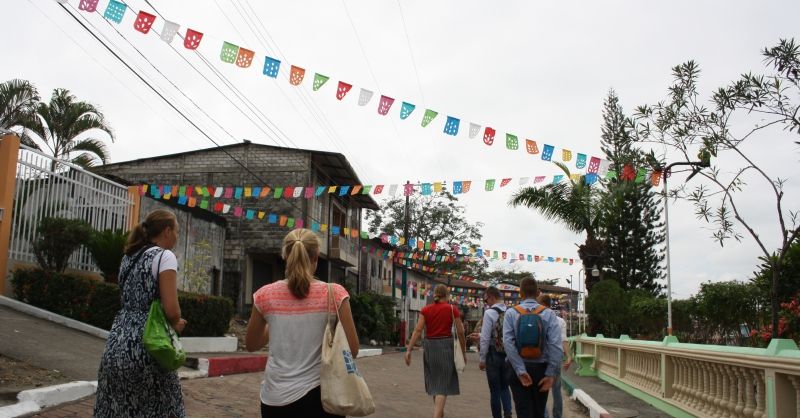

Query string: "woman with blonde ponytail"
[[246, 229, 359, 418]]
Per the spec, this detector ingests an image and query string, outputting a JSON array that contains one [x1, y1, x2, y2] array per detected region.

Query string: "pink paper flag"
[[378, 95, 395, 115]]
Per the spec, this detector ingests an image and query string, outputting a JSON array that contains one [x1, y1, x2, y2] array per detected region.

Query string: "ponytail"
[[125, 209, 177, 255], [282, 229, 320, 299], [433, 284, 449, 303]]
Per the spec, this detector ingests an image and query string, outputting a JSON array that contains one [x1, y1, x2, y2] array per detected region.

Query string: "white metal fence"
[[9, 145, 134, 273]]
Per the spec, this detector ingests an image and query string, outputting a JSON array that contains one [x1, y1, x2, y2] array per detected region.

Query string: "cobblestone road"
[[29, 352, 587, 417]]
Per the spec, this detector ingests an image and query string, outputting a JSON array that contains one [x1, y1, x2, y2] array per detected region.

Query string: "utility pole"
[[401, 180, 411, 346]]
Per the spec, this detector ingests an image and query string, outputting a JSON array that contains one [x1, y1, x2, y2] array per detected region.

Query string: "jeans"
[[507, 362, 549, 418], [543, 371, 562, 418], [485, 350, 512, 418]]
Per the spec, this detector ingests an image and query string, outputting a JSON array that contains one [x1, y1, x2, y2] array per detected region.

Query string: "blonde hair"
[[433, 284, 449, 303], [282, 228, 320, 299], [125, 209, 177, 255]]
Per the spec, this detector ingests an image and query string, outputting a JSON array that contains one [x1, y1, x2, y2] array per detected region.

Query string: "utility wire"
[[395, 0, 427, 109]]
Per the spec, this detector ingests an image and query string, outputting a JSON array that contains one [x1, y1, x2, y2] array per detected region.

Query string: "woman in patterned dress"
[[94, 209, 187, 417], [246, 228, 360, 418]]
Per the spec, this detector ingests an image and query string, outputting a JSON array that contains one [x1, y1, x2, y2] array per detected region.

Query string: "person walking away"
[[479, 287, 513, 418], [246, 229, 360, 418], [94, 209, 187, 417], [502, 277, 563, 418], [537, 295, 572, 418], [404, 284, 466, 418]]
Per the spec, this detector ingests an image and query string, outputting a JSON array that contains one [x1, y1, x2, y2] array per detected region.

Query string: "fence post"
[[0, 134, 21, 296], [127, 186, 141, 230]]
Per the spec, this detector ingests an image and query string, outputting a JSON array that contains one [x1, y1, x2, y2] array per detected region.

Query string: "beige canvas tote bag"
[[452, 306, 466, 374]]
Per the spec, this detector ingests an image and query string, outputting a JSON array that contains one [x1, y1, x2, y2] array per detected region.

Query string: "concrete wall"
[[139, 197, 225, 295]]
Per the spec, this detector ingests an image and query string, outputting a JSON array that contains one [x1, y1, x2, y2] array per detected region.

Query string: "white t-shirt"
[[557, 316, 567, 343], [146, 247, 178, 279]]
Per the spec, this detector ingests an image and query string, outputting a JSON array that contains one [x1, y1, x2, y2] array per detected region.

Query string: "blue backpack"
[[513, 305, 546, 359]]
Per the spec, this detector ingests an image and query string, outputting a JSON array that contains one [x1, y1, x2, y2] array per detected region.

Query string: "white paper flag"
[[160, 21, 180, 43], [469, 123, 481, 139], [358, 88, 374, 106]]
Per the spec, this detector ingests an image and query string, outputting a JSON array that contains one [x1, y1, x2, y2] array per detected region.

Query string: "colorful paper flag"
[[350, 185, 362, 195], [289, 65, 305, 85], [469, 123, 481, 139], [444, 116, 460, 136], [263, 56, 280, 77], [421, 183, 432, 195], [234, 47, 254, 68], [404, 183, 414, 196], [184, 28, 203, 49], [378, 95, 395, 115], [103, 0, 126, 24], [562, 149, 572, 162], [336, 81, 353, 100], [400, 102, 415, 119], [485, 179, 496, 191], [134, 11, 156, 34], [453, 181, 463, 194], [293, 187, 303, 198], [483, 127, 496, 146], [576, 153, 587, 169], [268, 213, 277, 224], [315, 186, 326, 196], [526, 139, 539, 154], [651, 170, 662, 186], [462, 181, 472, 193], [358, 88, 373, 106], [245, 209, 255, 220], [373, 185, 384, 194], [421, 109, 438, 127], [234, 187, 243, 199], [160, 21, 180, 43], [273, 187, 283, 198], [312, 73, 329, 91], [553, 175, 564, 184], [506, 134, 519, 150], [588, 156, 601, 174], [500, 178, 511, 187], [220, 42, 239, 64], [79, 0, 99, 12], [541, 144, 554, 161]]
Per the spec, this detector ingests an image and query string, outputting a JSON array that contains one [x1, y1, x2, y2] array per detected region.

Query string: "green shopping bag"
[[143, 300, 186, 371]]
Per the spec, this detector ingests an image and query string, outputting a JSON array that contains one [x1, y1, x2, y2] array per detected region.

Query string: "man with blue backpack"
[[502, 277, 563, 418]]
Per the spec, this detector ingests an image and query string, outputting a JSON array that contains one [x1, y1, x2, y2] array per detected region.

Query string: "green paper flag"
[[287, 218, 295, 228], [360, 231, 369, 239], [635, 168, 647, 183], [273, 187, 283, 198], [220, 42, 239, 64], [606, 170, 618, 180], [199, 200, 209, 209], [421, 109, 438, 127], [506, 134, 519, 150], [485, 179, 496, 191], [313, 73, 330, 91]]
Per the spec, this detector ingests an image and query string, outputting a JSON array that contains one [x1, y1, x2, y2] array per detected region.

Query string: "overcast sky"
[[5, 0, 800, 299]]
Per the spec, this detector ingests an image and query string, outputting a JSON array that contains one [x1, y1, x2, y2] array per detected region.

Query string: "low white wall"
[[0, 295, 109, 339], [180, 336, 238, 353]]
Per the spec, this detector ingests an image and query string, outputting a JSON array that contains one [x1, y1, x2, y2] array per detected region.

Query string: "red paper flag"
[[500, 178, 511, 187], [134, 11, 156, 34], [374, 185, 384, 194], [214, 202, 224, 212], [290, 66, 305, 85], [621, 164, 636, 181], [336, 81, 353, 100], [283, 187, 294, 198], [79, 0, 99, 12], [184, 28, 203, 50], [483, 127, 496, 146], [526, 140, 539, 154], [236, 47, 255, 68]]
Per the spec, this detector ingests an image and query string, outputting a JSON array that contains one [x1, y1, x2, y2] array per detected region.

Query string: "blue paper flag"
[[263, 56, 281, 78], [585, 173, 598, 184], [163, 185, 172, 195], [476, 249, 484, 257], [443, 116, 460, 136], [452, 181, 463, 194], [252, 187, 261, 197], [315, 186, 326, 197], [245, 210, 255, 220], [541, 144, 554, 161], [331, 226, 340, 235], [234, 187, 243, 199], [312, 221, 320, 232], [527, 255, 533, 262], [338, 186, 351, 196], [553, 175, 564, 184], [178, 196, 188, 205], [104, 0, 127, 24], [400, 102, 416, 120], [268, 214, 277, 224], [576, 153, 587, 169], [421, 183, 432, 195]]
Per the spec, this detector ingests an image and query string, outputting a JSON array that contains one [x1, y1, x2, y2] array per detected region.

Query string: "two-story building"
[[94, 141, 378, 313]]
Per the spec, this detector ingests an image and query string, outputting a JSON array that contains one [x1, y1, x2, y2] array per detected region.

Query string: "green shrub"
[[31, 217, 93, 273], [349, 291, 398, 344], [12, 268, 233, 336], [178, 291, 234, 337], [86, 229, 129, 283]]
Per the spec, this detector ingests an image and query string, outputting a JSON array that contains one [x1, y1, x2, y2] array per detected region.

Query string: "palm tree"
[[509, 162, 606, 291], [0, 79, 39, 134], [20, 88, 114, 169]]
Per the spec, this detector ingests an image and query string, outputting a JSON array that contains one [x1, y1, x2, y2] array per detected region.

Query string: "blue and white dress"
[[93, 247, 185, 417]]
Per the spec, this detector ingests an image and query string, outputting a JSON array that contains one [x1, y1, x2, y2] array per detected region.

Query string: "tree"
[[599, 90, 666, 296], [86, 229, 128, 283], [20, 88, 114, 169], [691, 281, 759, 345], [366, 191, 486, 277], [0, 79, 39, 133], [32, 217, 93, 273], [509, 162, 605, 291], [629, 39, 800, 338], [584, 279, 630, 337], [750, 237, 800, 320]]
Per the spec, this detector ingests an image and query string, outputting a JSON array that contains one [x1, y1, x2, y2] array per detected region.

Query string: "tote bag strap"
[[152, 248, 166, 300], [118, 245, 152, 284], [326, 282, 340, 347], [451, 305, 461, 345]]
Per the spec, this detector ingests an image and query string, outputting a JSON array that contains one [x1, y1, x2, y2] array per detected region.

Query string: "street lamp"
[[565, 276, 573, 337]]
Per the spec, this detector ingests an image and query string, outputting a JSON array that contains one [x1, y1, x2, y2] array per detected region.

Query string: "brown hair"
[[433, 284, 449, 303], [125, 209, 177, 255], [537, 294, 552, 307], [519, 277, 539, 300], [485, 286, 502, 300], [282, 228, 320, 299]]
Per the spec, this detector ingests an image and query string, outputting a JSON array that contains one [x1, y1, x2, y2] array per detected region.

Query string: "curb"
[[0, 295, 109, 340], [0, 381, 97, 418], [562, 374, 612, 418], [197, 355, 268, 377]]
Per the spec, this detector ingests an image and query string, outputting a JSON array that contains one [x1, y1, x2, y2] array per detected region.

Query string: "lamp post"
[[566, 276, 573, 337], [577, 270, 583, 335]]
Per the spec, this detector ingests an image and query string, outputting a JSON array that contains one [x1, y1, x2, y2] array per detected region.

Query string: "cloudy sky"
[[5, 0, 799, 299]]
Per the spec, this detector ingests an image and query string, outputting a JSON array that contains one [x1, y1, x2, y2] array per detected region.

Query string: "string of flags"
[[69, 0, 631, 168], [146, 185, 576, 267]]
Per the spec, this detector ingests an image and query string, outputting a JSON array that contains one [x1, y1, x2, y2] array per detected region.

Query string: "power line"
[[395, 0, 427, 109], [58, 3, 271, 186]]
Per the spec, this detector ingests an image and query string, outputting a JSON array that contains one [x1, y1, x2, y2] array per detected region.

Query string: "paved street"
[[29, 351, 587, 417]]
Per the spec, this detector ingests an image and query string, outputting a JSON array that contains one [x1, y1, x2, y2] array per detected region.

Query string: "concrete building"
[[94, 141, 378, 313]]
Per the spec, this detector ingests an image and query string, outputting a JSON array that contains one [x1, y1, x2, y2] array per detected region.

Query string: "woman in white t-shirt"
[[94, 209, 187, 417]]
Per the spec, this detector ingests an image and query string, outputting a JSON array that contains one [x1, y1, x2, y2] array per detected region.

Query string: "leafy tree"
[[691, 280, 759, 345], [182, 240, 213, 293], [476, 269, 537, 286], [32, 217, 93, 273], [599, 90, 665, 296], [366, 191, 486, 277], [19, 88, 114, 169], [584, 279, 630, 337], [629, 39, 800, 338], [0, 79, 39, 133], [510, 162, 605, 291], [750, 237, 800, 320]]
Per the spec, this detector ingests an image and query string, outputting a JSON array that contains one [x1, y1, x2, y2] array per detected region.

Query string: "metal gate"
[[8, 144, 135, 273]]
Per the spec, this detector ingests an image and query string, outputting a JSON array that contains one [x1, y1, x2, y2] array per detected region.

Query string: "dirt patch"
[[0, 354, 70, 406]]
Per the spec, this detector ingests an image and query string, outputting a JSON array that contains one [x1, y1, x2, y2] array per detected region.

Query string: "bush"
[[31, 217, 93, 273], [178, 291, 234, 337], [349, 291, 398, 344], [12, 268, 233, 336], [86, 229, 128, 283]]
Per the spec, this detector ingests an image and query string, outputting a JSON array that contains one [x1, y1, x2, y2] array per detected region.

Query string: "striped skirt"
[[422, 337, 460, 396]]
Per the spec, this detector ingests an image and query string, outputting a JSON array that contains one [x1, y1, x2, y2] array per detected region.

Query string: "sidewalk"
[[562, 363, 669, 417]]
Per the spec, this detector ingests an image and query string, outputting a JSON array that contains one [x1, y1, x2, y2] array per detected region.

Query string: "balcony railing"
[[329, 234, 358, 266], [575, 335, 800, 418]]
